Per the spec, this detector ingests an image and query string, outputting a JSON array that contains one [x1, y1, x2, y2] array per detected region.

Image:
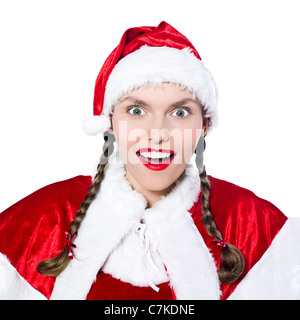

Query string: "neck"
[[125, 171, 175, 208], [144, 184, 175, 208]]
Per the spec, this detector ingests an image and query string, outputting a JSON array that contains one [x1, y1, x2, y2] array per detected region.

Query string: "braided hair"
[[36, 131, 115, 276], [195, 138, 245, 284]]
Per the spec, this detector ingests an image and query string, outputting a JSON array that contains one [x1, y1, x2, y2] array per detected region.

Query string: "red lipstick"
[[136, 148, 175, 171]]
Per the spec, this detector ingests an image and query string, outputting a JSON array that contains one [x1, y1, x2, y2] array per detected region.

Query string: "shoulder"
[[18, 175, 92, 203], [209, 175, 269, 203], [192, 176, 287, 250], [0, 175, 92, 220], [192, 174, 287, 246], [205, 176, 287, 252], [207, 175, 287, 228]]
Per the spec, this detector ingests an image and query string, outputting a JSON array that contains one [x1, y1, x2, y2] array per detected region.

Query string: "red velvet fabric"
[[0, 175, 287, 300], [87, 272, 174, 300], [93, 21, 201, 117], [0, 176, 92, 299]]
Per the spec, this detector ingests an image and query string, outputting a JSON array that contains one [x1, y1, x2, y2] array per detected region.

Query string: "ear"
[[202, 117, 209, 136]]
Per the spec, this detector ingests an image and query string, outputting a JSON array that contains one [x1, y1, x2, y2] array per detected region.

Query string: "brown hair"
[[195, 138, 245, 284], [37, 128, 244, 284], [36, 131, 116, 276]]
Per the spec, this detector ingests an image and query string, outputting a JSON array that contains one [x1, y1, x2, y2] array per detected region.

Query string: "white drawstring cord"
[[133, 223, 160, 292]]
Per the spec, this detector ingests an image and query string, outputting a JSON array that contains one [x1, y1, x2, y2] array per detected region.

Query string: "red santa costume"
[[0, 21, 300, 300]]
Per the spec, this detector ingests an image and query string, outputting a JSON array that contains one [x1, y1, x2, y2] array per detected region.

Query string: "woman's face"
[[110, 83, 208, 204]]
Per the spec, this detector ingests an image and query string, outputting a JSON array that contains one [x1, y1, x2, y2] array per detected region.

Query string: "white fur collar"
[[51, 153, 220, 300]]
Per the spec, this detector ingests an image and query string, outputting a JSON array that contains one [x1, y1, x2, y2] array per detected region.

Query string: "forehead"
[[118, 83, 200, 107]]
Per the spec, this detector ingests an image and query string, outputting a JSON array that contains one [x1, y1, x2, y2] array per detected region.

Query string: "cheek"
[[112, 117, 146, 163], [172, 126, 203, 164]]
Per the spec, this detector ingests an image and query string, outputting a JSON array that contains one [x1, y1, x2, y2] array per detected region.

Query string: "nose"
[[148, 117, 170, 144], [150, 128, 170, 144]]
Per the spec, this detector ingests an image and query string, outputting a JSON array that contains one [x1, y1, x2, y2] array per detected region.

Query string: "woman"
[[0, 21, 299, 300]]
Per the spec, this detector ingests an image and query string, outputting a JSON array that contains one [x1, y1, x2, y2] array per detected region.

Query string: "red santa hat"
[[83, 21, 218, 135]]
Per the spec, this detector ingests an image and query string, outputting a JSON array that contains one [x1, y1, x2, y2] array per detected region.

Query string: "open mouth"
[[137, 149, 175, 164], [136, 148, 175, 171]]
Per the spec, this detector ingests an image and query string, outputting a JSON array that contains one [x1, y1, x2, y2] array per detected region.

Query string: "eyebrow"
[[170, 98, 200, 108], [119, 96, 149, 106], [119, 96, 200, 108]]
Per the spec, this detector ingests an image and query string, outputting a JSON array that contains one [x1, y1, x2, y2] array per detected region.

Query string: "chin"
[[141, 179, 176, 193], [137, 165, 185, 192]]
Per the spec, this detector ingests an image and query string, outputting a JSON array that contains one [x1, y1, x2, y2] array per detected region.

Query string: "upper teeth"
[[140, 151, 172, 159]]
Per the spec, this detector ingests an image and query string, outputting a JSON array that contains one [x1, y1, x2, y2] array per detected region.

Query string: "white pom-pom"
[[82, 115, 111, 135]]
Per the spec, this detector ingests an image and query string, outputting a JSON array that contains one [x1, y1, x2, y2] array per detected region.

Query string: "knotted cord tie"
[[133, 223, 160, 292]]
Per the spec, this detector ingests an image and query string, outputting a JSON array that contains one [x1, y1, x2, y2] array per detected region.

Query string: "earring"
[[195, 136, 205, 174]]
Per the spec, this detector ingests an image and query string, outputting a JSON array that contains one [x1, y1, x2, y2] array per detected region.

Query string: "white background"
[[0, 0, 299, 217]]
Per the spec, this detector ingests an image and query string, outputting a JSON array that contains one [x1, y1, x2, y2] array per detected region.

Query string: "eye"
[[128, 106, 146, 116], [171, 108, 190, 118]]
